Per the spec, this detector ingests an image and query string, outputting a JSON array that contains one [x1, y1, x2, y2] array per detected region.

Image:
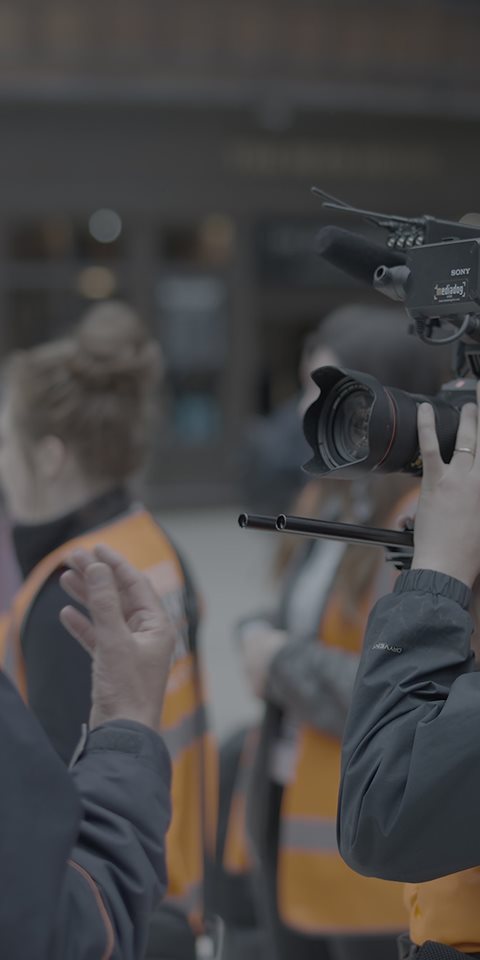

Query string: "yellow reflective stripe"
[[162, 703, 208, 760], [281, 816, 338, 853]]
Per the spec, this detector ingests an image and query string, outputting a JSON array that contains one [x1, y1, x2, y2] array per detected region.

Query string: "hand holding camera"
[[411, 385, 480, 588]]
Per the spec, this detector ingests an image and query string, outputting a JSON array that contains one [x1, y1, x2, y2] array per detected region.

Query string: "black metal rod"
[[276, 514, 414, 550], [238, 513, 279, 532]]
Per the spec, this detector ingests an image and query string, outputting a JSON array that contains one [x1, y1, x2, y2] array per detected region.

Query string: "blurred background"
[[1, 0, 480, 731]]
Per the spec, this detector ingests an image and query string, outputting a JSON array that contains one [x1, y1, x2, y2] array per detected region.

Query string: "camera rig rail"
[[238, 513, 414, 570]]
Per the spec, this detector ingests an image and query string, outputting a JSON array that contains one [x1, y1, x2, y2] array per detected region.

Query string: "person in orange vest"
[[0, 301, 217, 960], [220, 305, 450, 960]]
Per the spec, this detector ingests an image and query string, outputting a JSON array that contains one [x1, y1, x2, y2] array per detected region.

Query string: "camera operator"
[[338, 391, 480, 956], [1, 545, 174, 960]]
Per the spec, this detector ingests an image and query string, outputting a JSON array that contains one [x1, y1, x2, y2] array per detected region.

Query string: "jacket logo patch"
[[372, 642, 403, 654]]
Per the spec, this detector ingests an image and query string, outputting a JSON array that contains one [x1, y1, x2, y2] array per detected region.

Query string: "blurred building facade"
[[0, 0, 479, 504]]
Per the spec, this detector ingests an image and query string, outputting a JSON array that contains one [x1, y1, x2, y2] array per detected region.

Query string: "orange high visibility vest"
[[1, 507, 217, 932], [276, 590, 406, 935], [223, 492, 417, 935]]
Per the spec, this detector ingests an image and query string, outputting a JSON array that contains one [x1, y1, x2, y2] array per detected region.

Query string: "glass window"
[[160, 215, 235, 267], [155, 273, 229, 445], [8, 212, 125, 261]]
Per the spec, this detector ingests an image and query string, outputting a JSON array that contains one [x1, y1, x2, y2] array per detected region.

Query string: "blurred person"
[[238, 393, 310, 515], [219, 305, 450, 960], [0, 302, 217, 960], [2, 544, 174, 960]]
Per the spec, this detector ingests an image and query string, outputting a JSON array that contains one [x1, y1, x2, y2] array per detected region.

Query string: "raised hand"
[[59, 545, 176, 731]]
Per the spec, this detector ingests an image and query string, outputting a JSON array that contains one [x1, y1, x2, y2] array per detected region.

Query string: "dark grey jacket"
[[0, 668, 171, 960], [338, 568, 478, 884]]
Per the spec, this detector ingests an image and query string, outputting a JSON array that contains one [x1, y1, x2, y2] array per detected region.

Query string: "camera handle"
[[238, 513, 414, 570], [455, 340, 480, 378]]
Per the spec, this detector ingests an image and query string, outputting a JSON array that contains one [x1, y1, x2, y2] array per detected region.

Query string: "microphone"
[[315, 226, 406, 287]]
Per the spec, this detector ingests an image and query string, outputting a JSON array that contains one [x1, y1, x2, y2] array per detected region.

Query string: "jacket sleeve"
[[52, 720, 172, 960], [0, 669, 82, 960], [0, 666, 171, 960], [21, 573, 93, 764], [337, 568, 479, 883], [266, 639, 359, 736]]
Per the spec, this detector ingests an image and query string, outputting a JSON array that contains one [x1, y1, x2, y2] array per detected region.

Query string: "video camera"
[[303, 188, 480, 479], [239, 190, 480, 567]]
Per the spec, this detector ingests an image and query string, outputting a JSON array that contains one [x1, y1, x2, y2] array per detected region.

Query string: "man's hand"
[[59, 545, 176, 731], [412, 384, 480, 588]]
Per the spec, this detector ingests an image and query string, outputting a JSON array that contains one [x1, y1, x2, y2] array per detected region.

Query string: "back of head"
[[7, 300, 162, 484], [305, 304, 451, 396]]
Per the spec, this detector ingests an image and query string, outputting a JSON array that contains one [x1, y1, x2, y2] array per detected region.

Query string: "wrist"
[[411, 555, 475, 589], [90, 705, 160, 732]]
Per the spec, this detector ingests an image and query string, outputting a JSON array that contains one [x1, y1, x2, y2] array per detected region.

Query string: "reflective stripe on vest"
[[2, 507, 218, 931], [280, 816, 338, 854]]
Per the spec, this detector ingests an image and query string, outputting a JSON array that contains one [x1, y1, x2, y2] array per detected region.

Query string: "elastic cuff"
[[394, 569, 472, 610], [70, 719, 170, 773]]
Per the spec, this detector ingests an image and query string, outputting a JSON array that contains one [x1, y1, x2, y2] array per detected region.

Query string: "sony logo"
[[451, 267, 471, 276]]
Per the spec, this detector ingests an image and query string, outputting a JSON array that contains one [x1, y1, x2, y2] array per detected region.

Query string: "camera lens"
[[303, 365, 473, 479], [327, 385, 373, 465]]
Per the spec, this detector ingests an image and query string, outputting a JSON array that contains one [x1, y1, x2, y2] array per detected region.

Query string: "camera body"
[[376, 238, 480, 327]]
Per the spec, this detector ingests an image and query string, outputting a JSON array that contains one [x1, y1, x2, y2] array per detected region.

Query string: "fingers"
[[64, 548, 94, 575], [93, 544, 160, 614], [418, 403, 442, 484], [84, 561, 125, 644], [59, 569, 87, 607], [452, 402, 477, 466], [63, 545, 162, 628], [59, 605, 96, 656], [397, 514, 415, 531]]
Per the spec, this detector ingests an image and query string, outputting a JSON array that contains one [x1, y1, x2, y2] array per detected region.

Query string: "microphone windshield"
[[315, 226, 406, 287]]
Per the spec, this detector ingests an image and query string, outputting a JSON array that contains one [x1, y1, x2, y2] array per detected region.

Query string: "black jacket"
[[337, 568, 479, 883], [0, 666, 171, 960]]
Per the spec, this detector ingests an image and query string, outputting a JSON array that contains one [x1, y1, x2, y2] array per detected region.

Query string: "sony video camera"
[[303, 190, 480, 479], [239, 193, 480, 566]]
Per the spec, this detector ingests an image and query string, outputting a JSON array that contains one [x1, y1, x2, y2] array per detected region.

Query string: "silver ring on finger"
[[455, 446, 476, 456]]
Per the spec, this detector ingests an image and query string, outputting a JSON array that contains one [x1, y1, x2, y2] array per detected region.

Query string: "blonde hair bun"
[[72, 300, 161, 390]]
